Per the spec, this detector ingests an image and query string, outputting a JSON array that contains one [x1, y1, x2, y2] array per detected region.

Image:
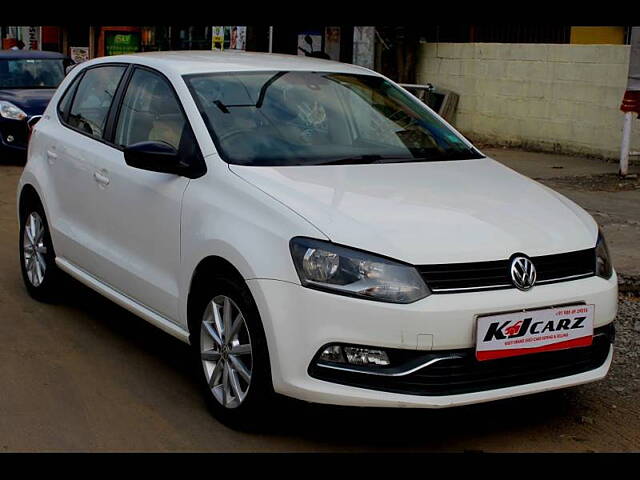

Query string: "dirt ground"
[[1, 153, 639, 452]]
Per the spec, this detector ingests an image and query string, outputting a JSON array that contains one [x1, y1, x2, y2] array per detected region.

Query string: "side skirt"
[[56, 257, 190, 344]]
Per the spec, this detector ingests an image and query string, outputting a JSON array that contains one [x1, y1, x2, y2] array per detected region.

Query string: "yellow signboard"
[[212, 26, 224, 51]]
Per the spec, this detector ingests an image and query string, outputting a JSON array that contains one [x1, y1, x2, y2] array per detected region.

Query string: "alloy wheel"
[[22, 211, 48, 287], [200, 295, 253, 409]]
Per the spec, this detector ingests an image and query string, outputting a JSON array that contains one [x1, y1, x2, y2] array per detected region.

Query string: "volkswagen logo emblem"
[[510, 256, 536, 291]]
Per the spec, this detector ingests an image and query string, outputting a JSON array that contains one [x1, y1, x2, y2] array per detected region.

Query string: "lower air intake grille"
[[309, 324, 613, 397]]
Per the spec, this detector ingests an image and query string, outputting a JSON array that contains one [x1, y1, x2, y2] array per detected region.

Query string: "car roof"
[[82, 50, 378, 77], [0, 49, 68, 60]]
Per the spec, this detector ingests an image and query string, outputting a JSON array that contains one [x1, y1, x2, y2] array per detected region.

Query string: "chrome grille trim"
[[419, 248, 596, 294]]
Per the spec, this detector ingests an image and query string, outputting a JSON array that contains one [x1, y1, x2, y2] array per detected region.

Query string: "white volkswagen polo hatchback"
[[18, 51, 617, 429]]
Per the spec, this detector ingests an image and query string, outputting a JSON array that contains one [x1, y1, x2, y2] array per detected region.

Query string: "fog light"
[[319, 345, 345, 363], [6, 135, 14, 143], [319, 345, 391, 366], [344, 347, 390, 366]]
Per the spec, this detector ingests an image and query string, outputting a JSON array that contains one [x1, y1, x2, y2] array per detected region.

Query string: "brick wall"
[[417, 42, 640, 160]]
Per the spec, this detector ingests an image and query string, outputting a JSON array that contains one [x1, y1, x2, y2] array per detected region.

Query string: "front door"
[[89, 67, 195, 322]]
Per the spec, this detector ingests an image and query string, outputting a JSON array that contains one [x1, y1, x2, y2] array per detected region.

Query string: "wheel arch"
[[186, 254, 279, 387], [18, 183, 43, 217], [186, 255, 249, 337]]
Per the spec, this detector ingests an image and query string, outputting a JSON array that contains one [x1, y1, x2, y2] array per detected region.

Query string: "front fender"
[[178, 159, 326, 327]]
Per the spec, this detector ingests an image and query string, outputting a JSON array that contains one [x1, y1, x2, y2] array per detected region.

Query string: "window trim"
[[55, 62, 131, 150], [103, 64, 135, 146], [107, 63, 207, 178], [56, 70, 83, 124], [108, 64, 185, 148]]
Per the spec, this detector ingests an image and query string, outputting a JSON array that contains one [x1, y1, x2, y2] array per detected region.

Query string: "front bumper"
[[247, 272, 617, 408]]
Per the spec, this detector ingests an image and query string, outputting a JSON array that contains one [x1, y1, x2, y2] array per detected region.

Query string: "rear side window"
[[67, 65, 126, 139], [114, 68, 186, 150], [57, 73, 82, 120]]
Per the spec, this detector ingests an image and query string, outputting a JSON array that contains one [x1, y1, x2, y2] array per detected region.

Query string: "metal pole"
[[620, 111, 633, 176], [268, 26, 273, 53], [88, 25, 95, 59]]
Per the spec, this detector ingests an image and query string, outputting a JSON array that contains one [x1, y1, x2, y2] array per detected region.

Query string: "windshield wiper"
[[315, 154, 419, 166], [213, 71, 288, 113], [314, 150, 483, 166]]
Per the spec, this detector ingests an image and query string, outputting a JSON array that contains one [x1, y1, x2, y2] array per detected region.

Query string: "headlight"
[[290, 237, 430, 303], [595, 230, 613, 279], [0, 101, 27, 121]]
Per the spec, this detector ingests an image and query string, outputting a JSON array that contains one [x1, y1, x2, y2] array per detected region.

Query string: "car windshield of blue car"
[[185, 70, 484, 166], [0, 59, 65, 89]]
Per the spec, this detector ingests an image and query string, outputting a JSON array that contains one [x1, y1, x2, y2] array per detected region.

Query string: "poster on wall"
[[297, 31, 322, 56], [6, 26, 42, 50], [353, 26, 375, 70], [70, 47, 89, 63], [212, 26, 224, 50], [324, 27, 341, 61], [225, 26, 246, 50], [212, 26, 247, 51], [105, 32, 141, 56], [23, 26, 41, 50]]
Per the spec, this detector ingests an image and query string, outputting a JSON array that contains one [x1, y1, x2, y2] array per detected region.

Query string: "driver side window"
[[115, 68, 186, 150]]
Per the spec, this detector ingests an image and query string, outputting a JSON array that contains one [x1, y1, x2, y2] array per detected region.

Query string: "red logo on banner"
[[504, 321, 523, 337]]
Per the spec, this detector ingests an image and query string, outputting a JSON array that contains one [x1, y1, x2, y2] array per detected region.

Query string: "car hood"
[[0, 88, 56, 116], [229, 157, 598, 265]]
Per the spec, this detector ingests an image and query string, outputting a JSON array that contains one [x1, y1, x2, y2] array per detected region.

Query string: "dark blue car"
[[0, 50, 73, 161]]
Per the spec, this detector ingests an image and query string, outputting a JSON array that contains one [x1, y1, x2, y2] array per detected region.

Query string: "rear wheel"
[[191, 275, 277, 431], [19, 198, 61, 301]]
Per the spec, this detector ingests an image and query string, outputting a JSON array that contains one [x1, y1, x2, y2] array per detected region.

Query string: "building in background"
[[420, 25, 631, 45], [1, 24, 636, 161], [1, 25, 635, 80], [416, 25, 639, 160], [0, 25, 379, 70]]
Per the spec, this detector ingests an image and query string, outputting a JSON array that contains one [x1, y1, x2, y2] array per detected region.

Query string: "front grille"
[[309, 324, 613, 397], [418, 248, 596, 293]]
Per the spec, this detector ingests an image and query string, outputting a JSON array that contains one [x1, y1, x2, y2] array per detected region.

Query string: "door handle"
[[46, 150, 57, 164], [93, 170, 110, 186]]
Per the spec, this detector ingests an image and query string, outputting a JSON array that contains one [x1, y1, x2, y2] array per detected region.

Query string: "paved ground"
[[1, 150, 639, 452]]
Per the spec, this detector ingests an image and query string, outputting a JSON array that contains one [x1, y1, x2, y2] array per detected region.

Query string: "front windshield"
[[185, 70, 483, 166], [0, 59, 65, 89]]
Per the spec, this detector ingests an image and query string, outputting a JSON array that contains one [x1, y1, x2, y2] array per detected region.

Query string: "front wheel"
[[191, 277, 277, 431]]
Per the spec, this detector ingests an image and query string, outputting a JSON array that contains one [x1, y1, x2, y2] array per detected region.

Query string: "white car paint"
[[228, 158, 598, 265], [18, 51, 617, 409]]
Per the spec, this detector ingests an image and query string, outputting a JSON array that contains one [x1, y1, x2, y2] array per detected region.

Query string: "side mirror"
[[124, 141, 185, 175], [27, 115, 42, 130], [27, 115, 42, 142]]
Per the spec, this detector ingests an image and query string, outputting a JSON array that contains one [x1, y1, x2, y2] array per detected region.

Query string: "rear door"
[[45, 64, 127, 272]]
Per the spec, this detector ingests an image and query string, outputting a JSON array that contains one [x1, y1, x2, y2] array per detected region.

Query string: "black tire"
[[19, 196, 61, 302], [189, 275, 278, 431]]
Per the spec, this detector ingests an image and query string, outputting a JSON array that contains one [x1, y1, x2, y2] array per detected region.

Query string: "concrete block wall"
[[417, 42, 640, 160]]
